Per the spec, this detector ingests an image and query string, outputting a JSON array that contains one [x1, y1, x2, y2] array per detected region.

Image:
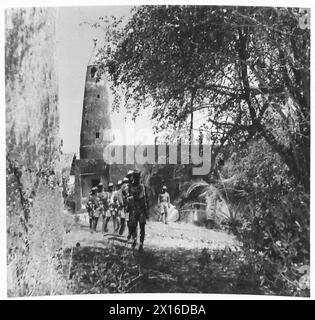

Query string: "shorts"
[[105, 209, 112, 218], [94, 208, 101, 218], [129, 209, 146, 226], [121, 209, 129, 221]]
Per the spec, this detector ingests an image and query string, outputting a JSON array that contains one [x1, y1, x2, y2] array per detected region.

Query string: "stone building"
[[77, 40, 112, 199]]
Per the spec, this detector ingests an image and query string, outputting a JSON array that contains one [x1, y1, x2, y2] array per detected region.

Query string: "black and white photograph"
[[3, 2, 311, 298]]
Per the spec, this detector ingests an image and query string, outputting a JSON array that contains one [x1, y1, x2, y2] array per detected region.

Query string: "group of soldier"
[[86, 169, 149, 252]]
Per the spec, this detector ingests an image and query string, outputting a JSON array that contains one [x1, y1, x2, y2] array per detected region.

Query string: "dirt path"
[[64, 218, 239, 251], [64, 216, 260, 294]]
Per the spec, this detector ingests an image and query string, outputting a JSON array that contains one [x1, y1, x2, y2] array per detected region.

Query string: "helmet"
[[123, 177, 129, 183], [117, 180, 122, 186], [98, 182, 103, 187], [91, 187, 97, 192], [126, 170, 134, 177], [108, 182, 114, 188], [162, 185, 167, 190], [133, 169, 141, 177]]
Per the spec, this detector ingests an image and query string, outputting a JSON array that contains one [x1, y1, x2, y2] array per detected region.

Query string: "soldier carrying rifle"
[[127, 169, 149, 252]]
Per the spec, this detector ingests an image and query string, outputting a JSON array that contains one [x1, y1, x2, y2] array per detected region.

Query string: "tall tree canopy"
[[98, 6, 310, 190]]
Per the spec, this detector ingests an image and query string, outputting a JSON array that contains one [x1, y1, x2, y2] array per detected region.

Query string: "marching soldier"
[[113, 180, 126, 235], [103, 182, 119, 233], [121, 177, 131, 237], [158, 186, 170, 224], [97, 182, 109, 233], [126, 170, 134, 183], [125, 171, 134, 239], [128, 169, 149, 252], [86, 190, 93, 230], [88, 187, 100, 232], [111, 182, 120, 232]]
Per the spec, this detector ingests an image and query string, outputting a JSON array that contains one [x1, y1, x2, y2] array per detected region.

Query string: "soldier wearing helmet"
[[127, 169, 150, 252], [102, 182, 119, 233], [88, 186, 100, 232], [126, 170, 134, 183], [113, 180, 126, 234], [121, 176, 131, 237], [158, 185, 170, 224], [86, 188, 94, 230], [97, 182, 109, 233]]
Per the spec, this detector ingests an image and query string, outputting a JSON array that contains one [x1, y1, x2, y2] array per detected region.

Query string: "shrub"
[[218, 139, 310, 296]]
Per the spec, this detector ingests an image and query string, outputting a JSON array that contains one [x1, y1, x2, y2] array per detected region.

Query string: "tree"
[[98, 6, 310, 191]]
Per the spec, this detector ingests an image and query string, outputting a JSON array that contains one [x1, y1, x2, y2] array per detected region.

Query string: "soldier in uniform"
[[121, 177, 130, 237], [111, 182, 120, 232], [89, 187, 100, 232], [86, 190, 94, 230], [113, 180, 125, 235], [158, 186, 170, 224], [97, 182, 109, 234], [125, 170, 134, 239], [126, 170, 134, 183], [103, 182, 119, 233], [127, 169, 149, 252]]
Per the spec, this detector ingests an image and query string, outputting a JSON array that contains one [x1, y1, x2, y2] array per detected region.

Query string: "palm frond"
[[184, 179, 210, 198]]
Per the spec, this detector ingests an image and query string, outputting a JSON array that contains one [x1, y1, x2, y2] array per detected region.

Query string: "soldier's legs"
[[128, 223, 137, 247], [87, 210, 92, 229], [127, 211, 135, 241], [119, 218, 126, 235], [103, 216, 111, 233], [103, 209, 112, 233], [115, 215, 121, 233], [161, 203, 168, 224], [101, 215, 105, 233], [88, 212, 93, 229], [139, 222, 145, 247], [93, 217, 99, 231], [164, 205, 168, 224], [126, 220, 131, 240], [129, 212, 138, 247], [159, 206, 163, 222], [112, 214, 117, 232]]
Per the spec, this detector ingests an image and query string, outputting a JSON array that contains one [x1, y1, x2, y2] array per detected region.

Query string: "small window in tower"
[[90, 66, 97, 78], [97, 94, 100, 98], [96, 132, 100, 138]]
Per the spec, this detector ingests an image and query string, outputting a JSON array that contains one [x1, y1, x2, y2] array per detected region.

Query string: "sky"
[[56, 6, 155, 155]]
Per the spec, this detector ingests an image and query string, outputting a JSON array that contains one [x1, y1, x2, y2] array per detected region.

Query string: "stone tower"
[[78, 40, 112, 198], [80, 39, 112, 159]]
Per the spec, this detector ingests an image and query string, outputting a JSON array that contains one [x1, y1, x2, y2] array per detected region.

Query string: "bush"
[[218, 139, 310, 296]]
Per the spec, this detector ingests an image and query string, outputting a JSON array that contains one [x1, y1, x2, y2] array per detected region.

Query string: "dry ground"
[[63, 214, 261, 294]]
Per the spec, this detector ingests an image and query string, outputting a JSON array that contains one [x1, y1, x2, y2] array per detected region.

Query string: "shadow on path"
[[67, 243, 261, 295]]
